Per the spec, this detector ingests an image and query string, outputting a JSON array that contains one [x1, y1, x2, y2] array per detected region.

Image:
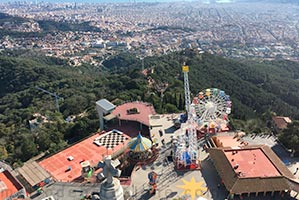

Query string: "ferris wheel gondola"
[[192, 88, 232, 129]]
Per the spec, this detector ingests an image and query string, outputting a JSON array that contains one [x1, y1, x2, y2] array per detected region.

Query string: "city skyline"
[[1, 1, 299, 63]]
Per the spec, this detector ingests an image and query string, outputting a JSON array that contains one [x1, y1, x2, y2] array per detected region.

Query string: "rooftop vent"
[[67, 156, 74, 161], [233, 164, 239, 170]]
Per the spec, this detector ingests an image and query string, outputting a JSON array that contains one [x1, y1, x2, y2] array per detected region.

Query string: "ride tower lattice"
[[182, 65, 191, 114], [173, 65, 200, 170]]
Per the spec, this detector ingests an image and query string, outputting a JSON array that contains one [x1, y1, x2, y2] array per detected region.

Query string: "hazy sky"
[[0, 0, 242, 3]]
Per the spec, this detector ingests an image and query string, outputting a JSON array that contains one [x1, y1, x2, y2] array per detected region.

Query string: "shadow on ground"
[[164, 126, 177, 134], [201, 157, 228, 200]]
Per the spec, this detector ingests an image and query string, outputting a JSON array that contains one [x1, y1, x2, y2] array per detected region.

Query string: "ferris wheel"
[[191, 88, 232, 127]]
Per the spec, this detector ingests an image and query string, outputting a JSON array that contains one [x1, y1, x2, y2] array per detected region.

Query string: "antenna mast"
[[35, 86, 63, 112]]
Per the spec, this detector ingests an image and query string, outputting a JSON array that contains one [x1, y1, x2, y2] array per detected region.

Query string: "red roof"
[[224, 148, 280, 178], [272, 116, 292, 129], [212, 136, 246, 148], [39, 130, 130, 182], [112, 101, 156, 126], [209, 145, 295, 194], [0, 170, 23, 199]]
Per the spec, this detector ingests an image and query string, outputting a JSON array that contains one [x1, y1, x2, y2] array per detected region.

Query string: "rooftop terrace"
[[112, 101, 156, 127], [224, 148, 280, 178], [39, 130, 130, 182]]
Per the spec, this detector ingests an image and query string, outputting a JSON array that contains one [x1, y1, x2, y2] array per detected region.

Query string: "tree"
[[0, 146, 8, 160], [20, 137, 38, 161], [279, 121, 299, 153], [164, 103, 179, 113], [48, 141, 67, 154], [68, 117, 93, 139], [36, 131, 52, 152]]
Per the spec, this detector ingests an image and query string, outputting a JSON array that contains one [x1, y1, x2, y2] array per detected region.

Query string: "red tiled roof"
[[272, 116, 292, 129], [39, 131, 130, 182], [212, 136, 246, 148], [0, 170, 23, 199], [112, 101, 156, 126], [208, 145, 295, 194], [224, 148, 280, 178]]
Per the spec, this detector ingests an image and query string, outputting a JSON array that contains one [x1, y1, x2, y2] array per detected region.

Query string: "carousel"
[[126, 132, 159, 165], [127, 133, 153, 161], [111, 133, 158, 184]]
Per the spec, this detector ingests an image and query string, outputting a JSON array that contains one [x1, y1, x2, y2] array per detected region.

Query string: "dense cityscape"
[[1, 1, 299, 65]]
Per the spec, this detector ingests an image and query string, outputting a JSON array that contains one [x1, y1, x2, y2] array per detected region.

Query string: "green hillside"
[[1, 50, 299, 165], [150, 51, 299, 119]]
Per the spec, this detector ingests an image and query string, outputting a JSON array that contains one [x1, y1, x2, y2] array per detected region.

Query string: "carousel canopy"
[[128, 133, 152, 152]]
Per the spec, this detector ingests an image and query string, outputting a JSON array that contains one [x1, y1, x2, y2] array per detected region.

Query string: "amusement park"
[[20, 65, 299, 200]]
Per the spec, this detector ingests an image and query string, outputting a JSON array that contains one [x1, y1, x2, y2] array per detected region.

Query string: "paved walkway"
[[128, 141, 229, 200], [149, 114, 181, 146]]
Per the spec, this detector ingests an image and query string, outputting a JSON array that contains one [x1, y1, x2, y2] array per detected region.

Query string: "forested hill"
[[1, 50, 299, 165], [144, 51, 299, 119], [103, 50, 299, 119], [0, 53, 147, 165]]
